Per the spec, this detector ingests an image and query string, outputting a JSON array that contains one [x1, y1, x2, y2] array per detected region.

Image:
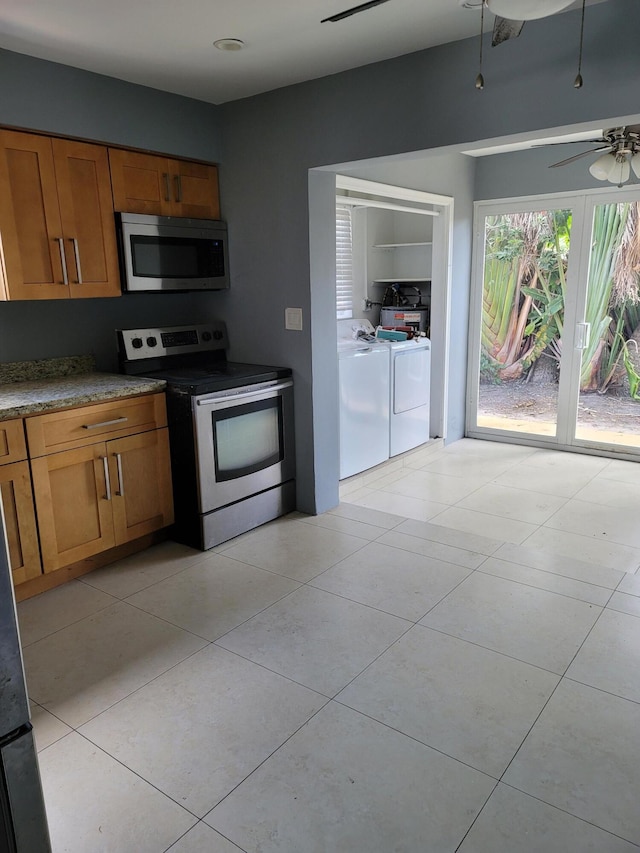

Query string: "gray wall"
[[0, 48, 223, 371], [1, 0, 639, 516], [218, 0, 640, 513], [0, 49, 221, 157]]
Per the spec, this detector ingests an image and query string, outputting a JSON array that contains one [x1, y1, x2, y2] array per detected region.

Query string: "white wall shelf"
[[373, 242, 432, 248], [372, 278, 432, 283]]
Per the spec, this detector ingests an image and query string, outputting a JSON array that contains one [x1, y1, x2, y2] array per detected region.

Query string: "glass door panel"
[[476, 208, 572, 439], [574, 200, 640, 449]]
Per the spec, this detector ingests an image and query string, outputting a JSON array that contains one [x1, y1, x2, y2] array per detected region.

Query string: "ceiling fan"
[[547, 126, 640, 185], [322, 0, 576, 45]]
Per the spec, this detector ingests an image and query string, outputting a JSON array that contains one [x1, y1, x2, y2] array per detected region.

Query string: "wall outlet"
[[285, 307, 303, 330]]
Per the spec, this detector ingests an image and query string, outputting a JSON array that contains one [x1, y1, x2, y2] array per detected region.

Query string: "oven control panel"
[[118, 323, 228, 361]]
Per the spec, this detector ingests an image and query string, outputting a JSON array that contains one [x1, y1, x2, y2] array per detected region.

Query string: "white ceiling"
[[0, 0, 599, 105]]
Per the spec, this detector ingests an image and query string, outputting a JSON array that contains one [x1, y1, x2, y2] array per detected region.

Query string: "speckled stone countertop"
[[0, 356, 166, 421]]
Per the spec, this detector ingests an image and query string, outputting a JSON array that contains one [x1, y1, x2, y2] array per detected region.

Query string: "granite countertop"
[[0, 356, 165, 421]]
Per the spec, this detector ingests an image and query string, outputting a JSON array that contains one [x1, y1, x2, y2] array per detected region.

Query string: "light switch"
[[285, 307, 303, 331]]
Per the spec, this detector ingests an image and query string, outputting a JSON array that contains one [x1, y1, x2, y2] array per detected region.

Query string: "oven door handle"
[[195, 379, 293, 407]]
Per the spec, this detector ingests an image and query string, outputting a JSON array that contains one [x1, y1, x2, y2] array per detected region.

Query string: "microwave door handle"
[[196, 380, 293, 407]]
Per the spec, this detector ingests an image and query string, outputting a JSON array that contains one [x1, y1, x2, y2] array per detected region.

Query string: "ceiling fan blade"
[[533, 139, 608, 149], [491, 16, 525, 46], [321, 0, 392, 23], [549, 147, 612, 169]]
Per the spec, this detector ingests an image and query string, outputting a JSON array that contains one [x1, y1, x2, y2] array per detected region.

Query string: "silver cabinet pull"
[[101, 456, 112, 501], [174, 174, 182, 202], [56, 238, 69, 285], [82, 417, 128, 430], [71, 237, 83, 284], [163, 172, 171, 202], [115, 452, 124, 496]]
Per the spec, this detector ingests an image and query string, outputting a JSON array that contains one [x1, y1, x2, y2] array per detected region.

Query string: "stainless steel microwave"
[[117, 213, 229, 292]]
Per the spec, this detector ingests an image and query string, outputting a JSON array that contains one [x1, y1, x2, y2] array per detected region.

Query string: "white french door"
[[468, 187, 640, 457]]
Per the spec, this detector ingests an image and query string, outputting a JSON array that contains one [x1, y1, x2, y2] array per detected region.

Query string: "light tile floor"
[[18, 438, 640, 852]]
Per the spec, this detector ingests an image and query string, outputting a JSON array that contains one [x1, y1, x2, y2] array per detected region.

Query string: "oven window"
[[213, 397, 283, 481], [130, 235, 225, 279]]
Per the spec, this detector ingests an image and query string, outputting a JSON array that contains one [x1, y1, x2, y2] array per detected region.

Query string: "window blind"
[[336, 205, 353, 319]]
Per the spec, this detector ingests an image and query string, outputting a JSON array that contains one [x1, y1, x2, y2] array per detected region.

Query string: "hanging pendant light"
[[573, 0, 586, 88], [475, 0, 485, 90], [486, 0, 574, 20]]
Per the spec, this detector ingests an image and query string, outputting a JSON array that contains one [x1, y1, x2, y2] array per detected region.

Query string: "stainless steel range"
[[118, 323, 295, 549]]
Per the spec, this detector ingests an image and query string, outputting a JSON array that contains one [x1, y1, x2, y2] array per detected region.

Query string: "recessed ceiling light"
[[213, 38, 245, 51]]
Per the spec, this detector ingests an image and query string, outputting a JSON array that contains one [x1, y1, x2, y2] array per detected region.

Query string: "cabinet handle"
[[71, 238, 83, 284], [101, 456, 112, 501], [82, 417, 128, 430], [163, 172, 171, 202], [56, 238, 69, 285], [114, 452, 124, 497], [174, 175, 182, 202]]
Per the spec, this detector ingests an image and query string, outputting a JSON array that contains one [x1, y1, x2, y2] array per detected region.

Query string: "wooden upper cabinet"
[[109, 148, 220, 220], [52, 139, 121, 298], [0, 130, 120, 300], [0, 131, 67, 300]]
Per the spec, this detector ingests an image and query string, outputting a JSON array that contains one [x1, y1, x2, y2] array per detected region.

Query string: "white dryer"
[[388, 337, 430, 457]]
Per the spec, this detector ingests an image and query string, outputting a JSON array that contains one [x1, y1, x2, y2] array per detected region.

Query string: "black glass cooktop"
[[139, 360, 292, 395]]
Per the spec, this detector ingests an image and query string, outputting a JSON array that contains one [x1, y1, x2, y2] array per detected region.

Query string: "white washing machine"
[[388, 337, 431, 457], [337, 319, 390, 479]]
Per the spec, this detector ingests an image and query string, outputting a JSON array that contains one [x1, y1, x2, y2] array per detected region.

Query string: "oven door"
[[193, 380, 294, 513]]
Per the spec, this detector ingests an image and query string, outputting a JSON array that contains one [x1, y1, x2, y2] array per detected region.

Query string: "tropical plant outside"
[[480, 203, 640, 398]]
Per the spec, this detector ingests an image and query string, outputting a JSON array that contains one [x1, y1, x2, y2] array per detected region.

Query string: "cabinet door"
[[108, 428, 174, 545], [109, 149, 220, 219], [53, 139, 121, 298], [0, 461, 42, 585], [0, 130, 68, 300], [170, 160, 220, 219], [109, 149, 172, 216], [31, 444, 116, 572], [0, 418, 27, 465]]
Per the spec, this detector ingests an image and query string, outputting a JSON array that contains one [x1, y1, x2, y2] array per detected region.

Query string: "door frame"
[[467, 184, 640, 461], [335, 174, 454, 443]]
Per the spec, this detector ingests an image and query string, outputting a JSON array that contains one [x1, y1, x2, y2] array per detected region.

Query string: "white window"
[[336, 205, 353, 319]]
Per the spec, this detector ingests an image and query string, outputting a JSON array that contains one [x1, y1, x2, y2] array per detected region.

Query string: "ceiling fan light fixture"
[[589, 152, 615, 181], [609, 156, 631, 187], [631, 153, 640, 180], [486, 0, 574, 21]]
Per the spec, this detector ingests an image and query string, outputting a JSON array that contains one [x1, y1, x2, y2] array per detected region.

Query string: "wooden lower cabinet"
[[31, 427, 173, 574], [109, 428, 173, 545], [0, 460, 42, 584], [31, 443, 116, 573]]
